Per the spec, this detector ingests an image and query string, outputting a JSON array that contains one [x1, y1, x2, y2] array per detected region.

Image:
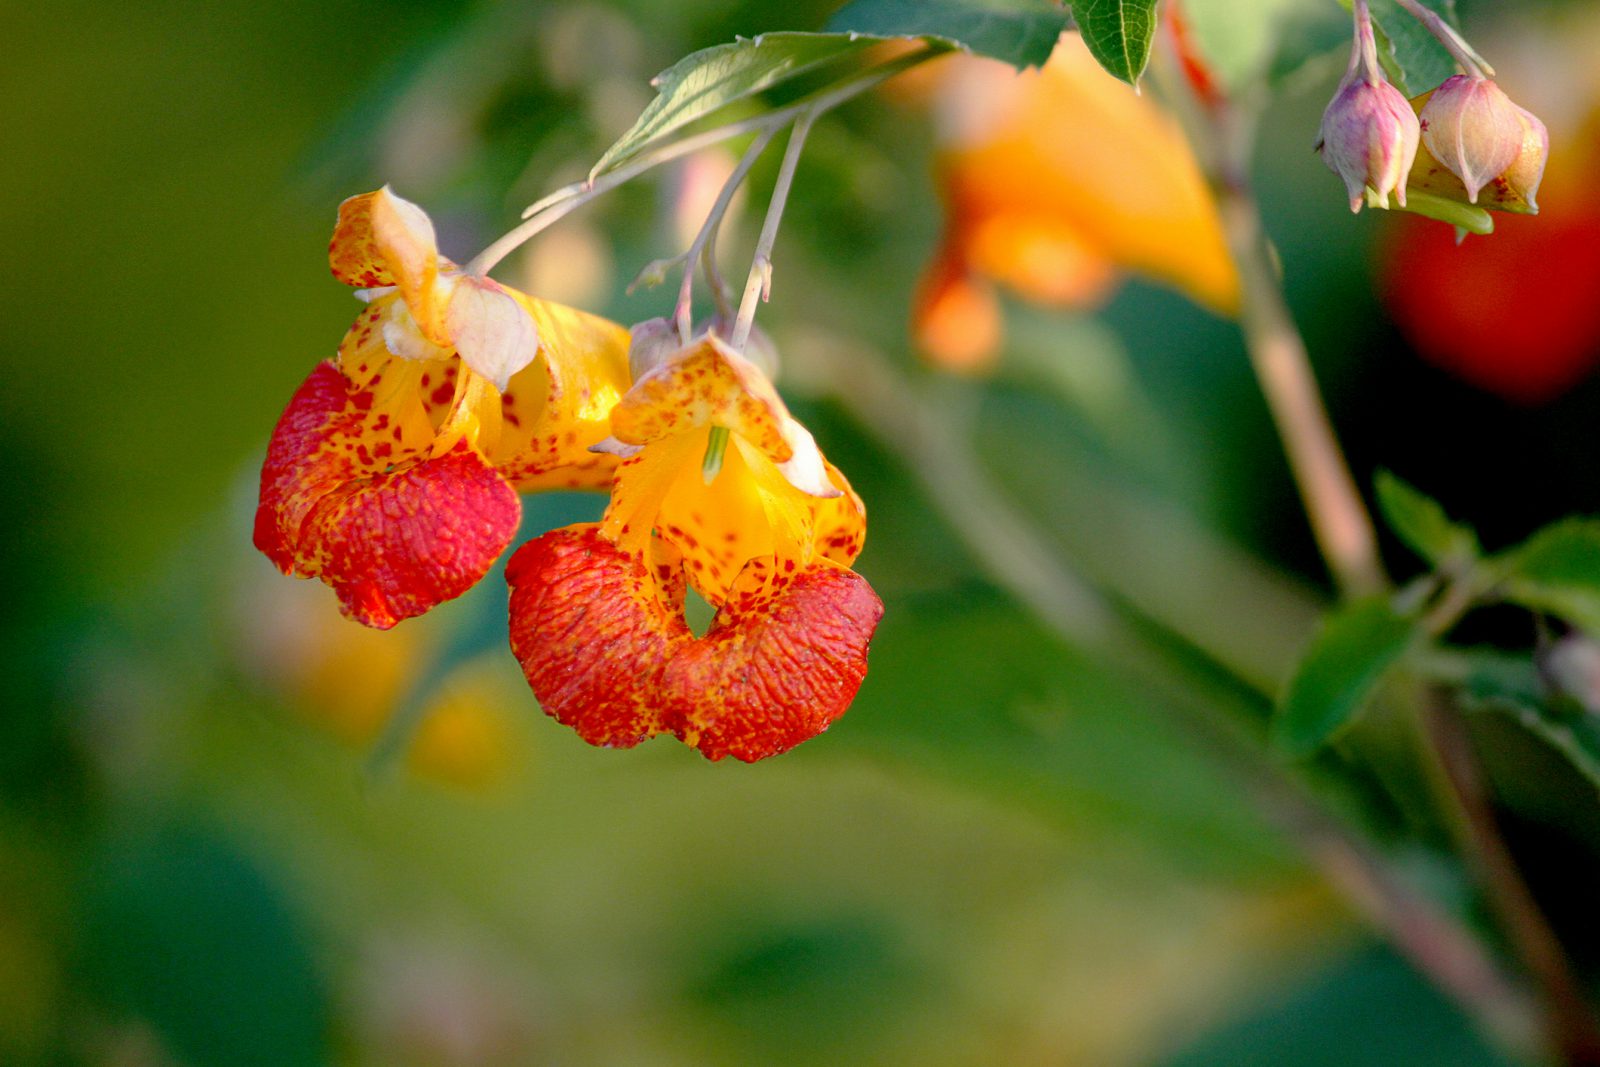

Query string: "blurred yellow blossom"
[[915, 33, 1239, 370]]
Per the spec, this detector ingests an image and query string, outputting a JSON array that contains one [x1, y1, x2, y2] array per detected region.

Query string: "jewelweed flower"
[[256, 187, 631, 628], [914, 33, 1239, 370], [507, 335, 882, 762]]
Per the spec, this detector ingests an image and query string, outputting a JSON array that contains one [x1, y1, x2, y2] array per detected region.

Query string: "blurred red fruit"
[[1380, 151, 1600, 404]]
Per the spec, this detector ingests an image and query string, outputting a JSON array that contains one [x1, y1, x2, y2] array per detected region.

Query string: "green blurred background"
[[5, 1, 1599, 1064]]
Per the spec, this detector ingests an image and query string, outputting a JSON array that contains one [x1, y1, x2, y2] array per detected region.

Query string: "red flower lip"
[[255, 361, 522, 629], [507, 525, 883, 762]]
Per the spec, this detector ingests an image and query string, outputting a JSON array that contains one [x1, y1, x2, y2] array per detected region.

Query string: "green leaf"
[[1374, 470, 1479, 566], [1492, 705, 1600, 798], [826, 0, 1070, 69], [591, 33, 881, 179], [1436, 647, 1600, 796], [81, 825, 330, 1067], [1274, 599, 1419, 757], [1501, 518, 1600, 634], [1071, 0, 1160, 84], [1367, 0, 1459, 97], [1394, 191, 1495, 234], [1165, 943, 1516, 1067]]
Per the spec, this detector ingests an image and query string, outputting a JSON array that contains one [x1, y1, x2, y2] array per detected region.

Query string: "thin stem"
[[1422, 568, 1487, 638], [702, 222, 736, 322], [466, 44, 942, 278], [675, 127, 777, 342], [806, 338, 1538, 1058], [466, 120, 778, 276], [1350, 0, 1382, 83], [730, 109, 815, 354], [1420, 690, 1600, 1064], [1390, 0, 1494, 78], [1153, 41, 1387, 599], [1223, 176, 1386, 597]]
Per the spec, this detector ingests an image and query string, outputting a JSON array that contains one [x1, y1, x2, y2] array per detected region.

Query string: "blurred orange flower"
[[914, 33, 1239, 370]]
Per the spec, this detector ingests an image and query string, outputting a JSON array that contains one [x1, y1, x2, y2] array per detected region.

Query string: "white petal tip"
[[447, 280, 540, 390]]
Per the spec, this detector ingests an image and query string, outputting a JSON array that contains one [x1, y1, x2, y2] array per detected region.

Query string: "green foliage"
[[78, 826, 329, 1067], [1183, 0, 1330, 92], [1274, 599, 1419, 757], [591, 33, 886, 178], [828, 0, 1162, 83], [1263, 2, 1354, 88], [1500, 518, 1600, 634], [1441, 647, 1600, 796], [1162, 943, 1515, 1067], [1367, 0, 1460, 97], [827, 0, 1071, 69], [1071, 0, 1161, 84], [1397, 190, 1496, 234], [1374, 470, 1479, 567], [838, 587, 1293, 876]]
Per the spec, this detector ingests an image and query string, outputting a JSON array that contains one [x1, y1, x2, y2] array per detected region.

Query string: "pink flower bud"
[[1501, 103, 1549, 212], [627, 316, 678, 381], [1419, 75, 1524, 203], [1319, 75, 1421, 212]]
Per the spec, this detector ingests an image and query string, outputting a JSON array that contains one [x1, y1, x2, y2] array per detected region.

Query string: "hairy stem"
[[1350, 0, 1382, 82]]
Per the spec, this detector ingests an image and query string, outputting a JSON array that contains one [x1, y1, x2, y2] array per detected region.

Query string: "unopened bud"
[[627, 316, 679, 381], [1500, 103, 1548, 212], [1419, 75, 1524, 204], [1319, 75, 1421, 212]]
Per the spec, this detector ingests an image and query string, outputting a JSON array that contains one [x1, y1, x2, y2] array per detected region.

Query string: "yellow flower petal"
[[329, 187, 453, 344], [812, 461, 867, 567], [609, 335, 793, 463], [495, 294, 632, 491]]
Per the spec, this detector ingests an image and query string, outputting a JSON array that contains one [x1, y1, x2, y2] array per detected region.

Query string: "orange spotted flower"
[[914, 33, 1240, 370], [255, 187, 630, 628], [506, 334, 882, 762]]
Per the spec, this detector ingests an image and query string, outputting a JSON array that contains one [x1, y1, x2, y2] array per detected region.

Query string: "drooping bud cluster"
[[1318, 0, 1549, 229]]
